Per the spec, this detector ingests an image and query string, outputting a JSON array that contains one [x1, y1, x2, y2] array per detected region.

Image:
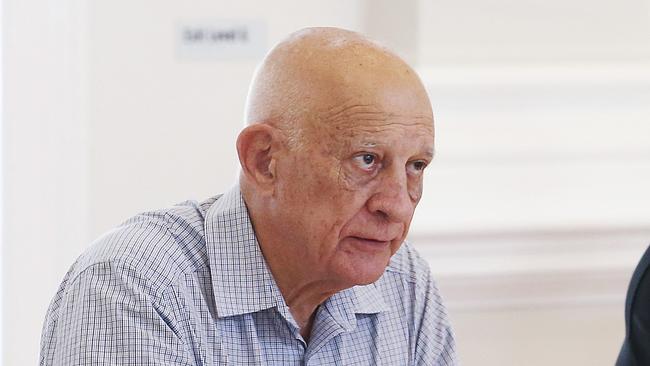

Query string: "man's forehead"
[[303, 104, 434, 153], [349, 126, 435, 147], [317, 103, 433, 132]]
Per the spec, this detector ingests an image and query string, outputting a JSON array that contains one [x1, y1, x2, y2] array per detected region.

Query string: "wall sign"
[[177, 20, 267, 61]]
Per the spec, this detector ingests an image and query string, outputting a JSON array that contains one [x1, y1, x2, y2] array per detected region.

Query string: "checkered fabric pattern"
[[40, 185, 457, 365]]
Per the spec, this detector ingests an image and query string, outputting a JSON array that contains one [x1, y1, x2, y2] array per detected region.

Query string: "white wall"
[[86, 0, 366, 238], [0, 0, 4, 359], [3, 0, 89, 365], [3, 1, 650, 365], [418, 0, 650, 65]]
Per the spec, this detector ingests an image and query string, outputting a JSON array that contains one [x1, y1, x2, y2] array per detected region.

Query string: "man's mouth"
[[350, 236, 389, 243], [346, 236, 392, 249]]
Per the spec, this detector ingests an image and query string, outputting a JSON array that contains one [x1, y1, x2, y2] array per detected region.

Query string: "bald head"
[[244, 27, 432, 144]]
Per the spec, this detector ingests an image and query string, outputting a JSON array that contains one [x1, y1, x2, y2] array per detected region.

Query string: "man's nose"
[[366, 165, 414, 223]]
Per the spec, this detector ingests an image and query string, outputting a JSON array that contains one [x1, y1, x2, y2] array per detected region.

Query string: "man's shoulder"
[[69, 196, 221, 293]]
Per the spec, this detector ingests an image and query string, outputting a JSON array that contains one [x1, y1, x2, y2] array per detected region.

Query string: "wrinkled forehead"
[[318, 102, 433, 133], [295, 99, 434, 160], [314, 77, 433, 131]]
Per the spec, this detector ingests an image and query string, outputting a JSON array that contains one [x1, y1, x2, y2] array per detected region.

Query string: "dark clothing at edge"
[[617, 245, 650, 366]]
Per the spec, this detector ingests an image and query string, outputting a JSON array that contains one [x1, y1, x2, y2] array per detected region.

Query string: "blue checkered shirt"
[[40, 186, 457, 365]]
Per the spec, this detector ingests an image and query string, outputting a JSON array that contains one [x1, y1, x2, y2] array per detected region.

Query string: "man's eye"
[[353, 153, 378, 170], [408, 160, 428, 174]]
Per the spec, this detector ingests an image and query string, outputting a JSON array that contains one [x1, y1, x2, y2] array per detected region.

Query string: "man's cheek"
[[337, 165, 376, 192], [408, 181, 423, 203]]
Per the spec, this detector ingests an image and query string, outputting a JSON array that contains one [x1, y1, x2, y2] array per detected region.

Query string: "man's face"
[[271, 82, 434, 287]]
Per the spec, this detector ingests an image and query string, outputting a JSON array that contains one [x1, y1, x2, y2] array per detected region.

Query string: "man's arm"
[[40, 261, 194, 366]]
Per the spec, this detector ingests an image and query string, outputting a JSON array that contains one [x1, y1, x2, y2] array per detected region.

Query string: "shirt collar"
[[204, 185, 285, 318], [353, 283, 391, 314], [204, 185, 391, 321], [320, 283, 391, 331]]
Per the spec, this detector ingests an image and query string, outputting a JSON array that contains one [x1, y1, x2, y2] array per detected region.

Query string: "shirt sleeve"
[[413, 268, 458, 366], [41, 261, 195, 366]]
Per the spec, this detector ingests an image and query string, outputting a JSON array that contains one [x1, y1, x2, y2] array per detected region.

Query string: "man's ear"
[[236, 124, 279, 193]]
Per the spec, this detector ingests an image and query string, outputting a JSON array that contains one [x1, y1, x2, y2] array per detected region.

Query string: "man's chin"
[[339, 258, 390, 286], [354, 272, 384, 286]]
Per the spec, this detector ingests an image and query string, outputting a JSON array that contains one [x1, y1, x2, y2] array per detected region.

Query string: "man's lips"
[[349, 235, 391, 243], [346, 236, 392, 248]]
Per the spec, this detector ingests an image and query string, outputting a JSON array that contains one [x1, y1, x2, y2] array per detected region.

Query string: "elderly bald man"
[[40, 28, 457, 365]]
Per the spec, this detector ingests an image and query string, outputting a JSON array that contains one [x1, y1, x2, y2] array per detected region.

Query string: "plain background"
[[3, 0, 650, 365]]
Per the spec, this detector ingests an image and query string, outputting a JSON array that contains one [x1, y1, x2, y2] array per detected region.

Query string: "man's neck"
[[269, 263, 343, 338], [244, 196, 351, 338], [256, 237, 347, 339]]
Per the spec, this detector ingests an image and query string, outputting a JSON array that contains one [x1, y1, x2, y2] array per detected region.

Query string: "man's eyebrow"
[[354, 142, 436, 159], [415, 148, 435, 161]]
